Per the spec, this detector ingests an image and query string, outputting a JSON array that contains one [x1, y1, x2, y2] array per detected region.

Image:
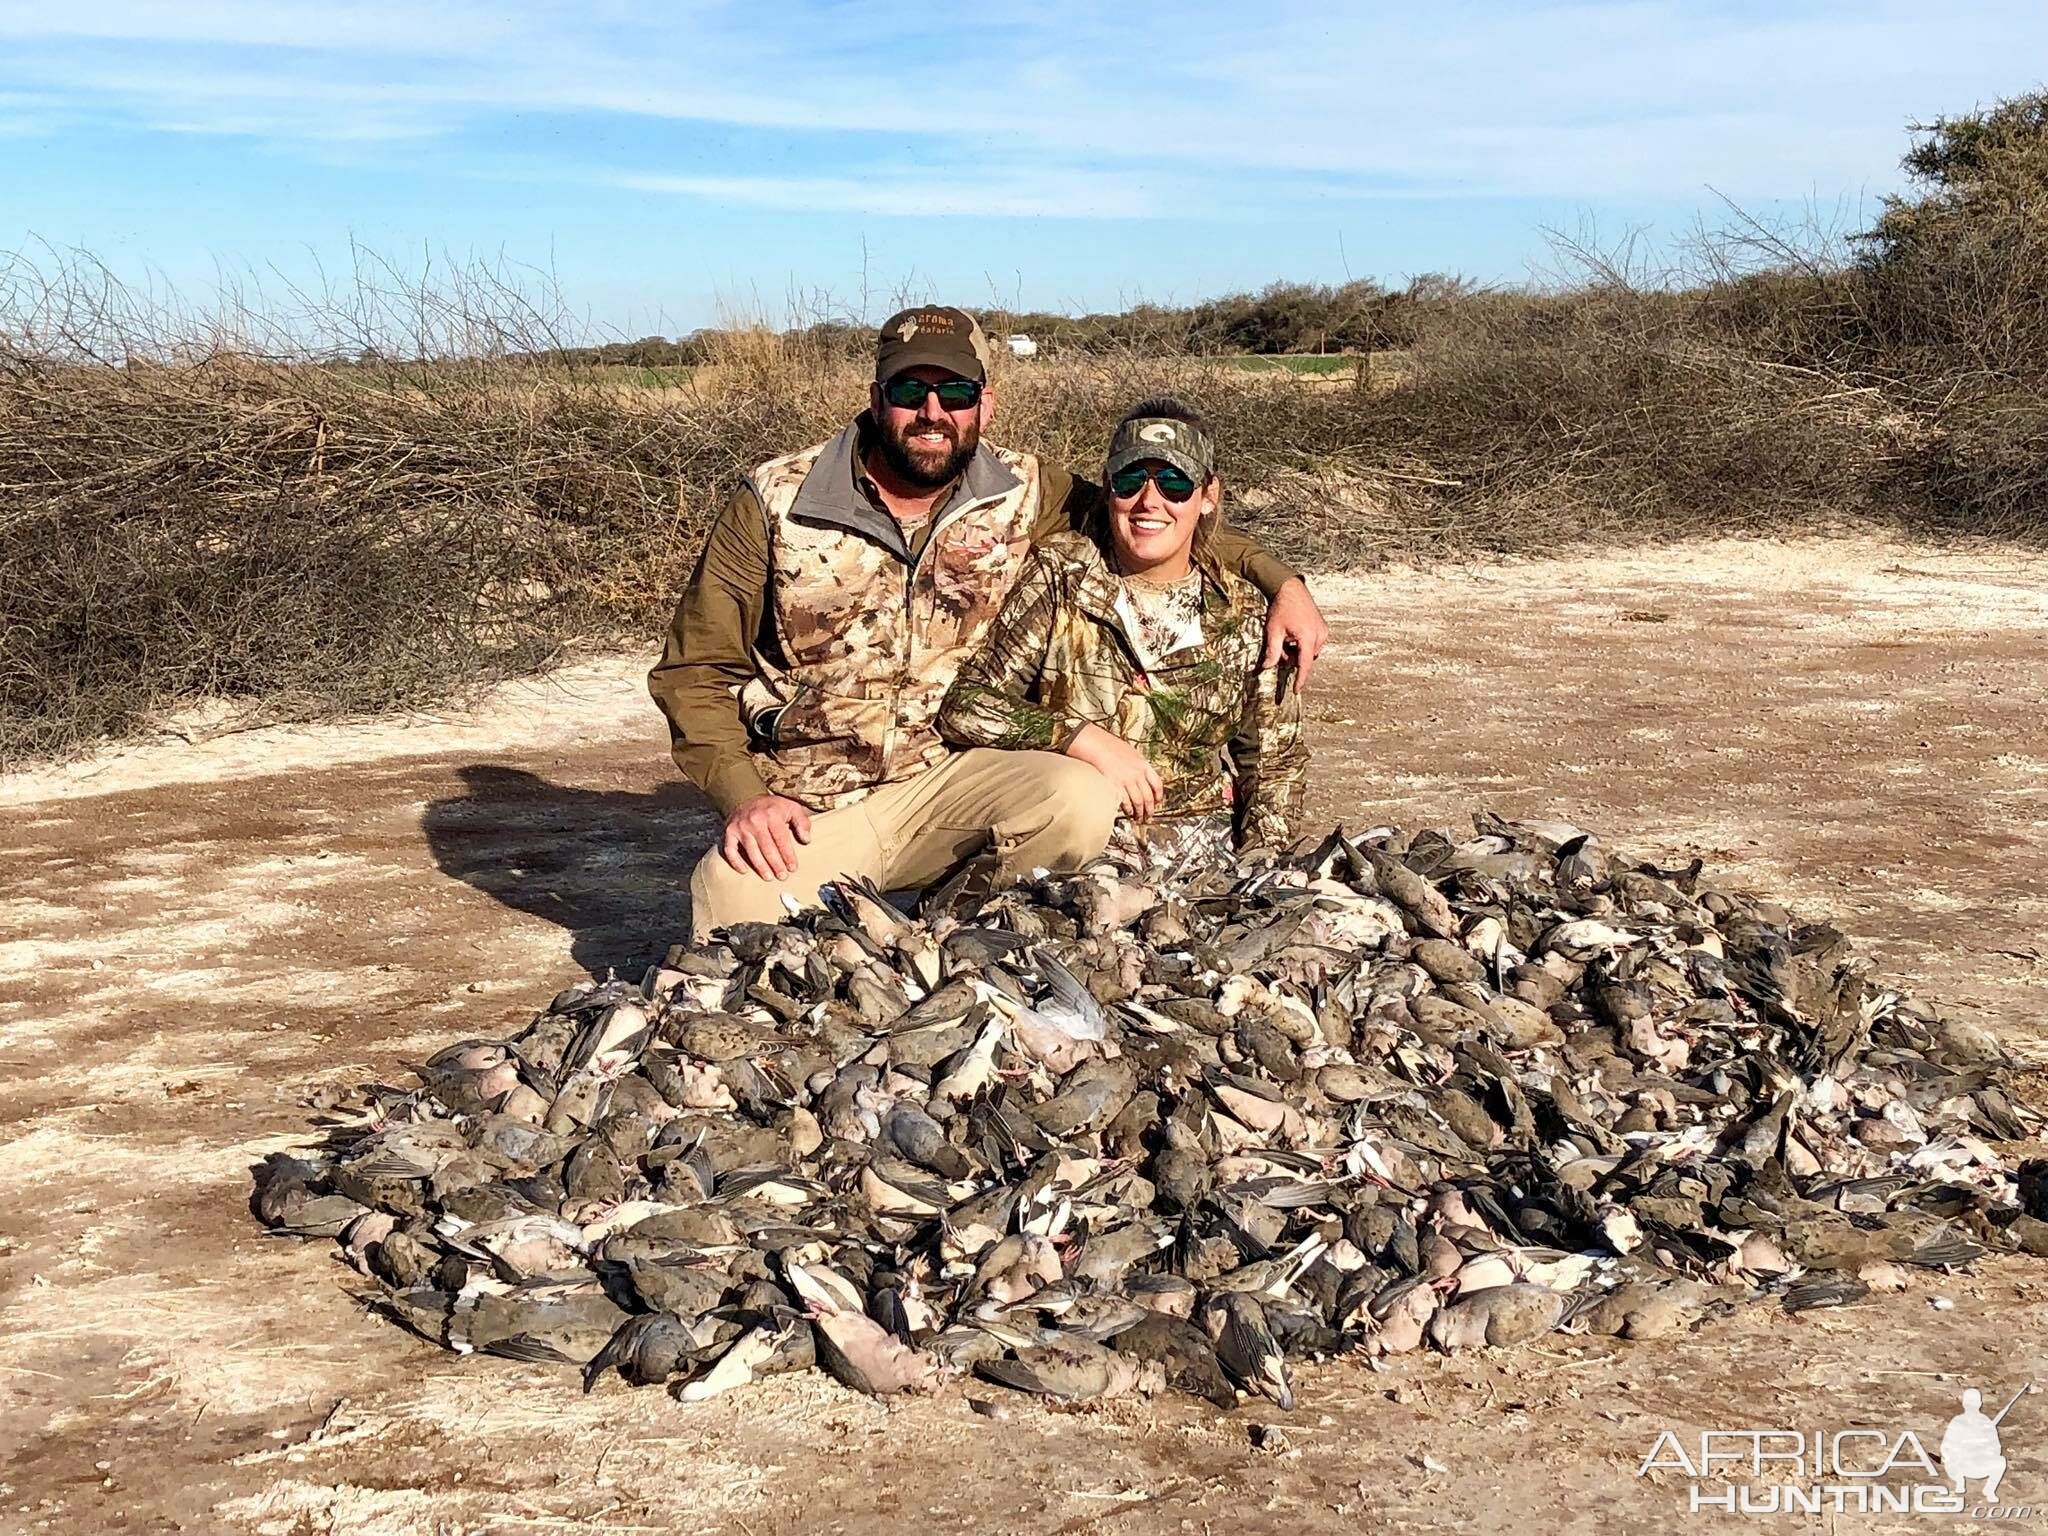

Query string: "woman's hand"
[[1064, 722, 1164, 821]]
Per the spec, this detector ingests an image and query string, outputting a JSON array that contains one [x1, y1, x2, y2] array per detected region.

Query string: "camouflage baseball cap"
[[874, 305, 992, 384], [1104, 411, 1216, 486]]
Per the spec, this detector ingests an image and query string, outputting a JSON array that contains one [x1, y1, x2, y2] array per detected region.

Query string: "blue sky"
[[2, 1, 2044, 337]]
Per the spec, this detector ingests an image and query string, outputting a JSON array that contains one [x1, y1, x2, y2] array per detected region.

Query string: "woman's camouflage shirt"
[[936, 530, 1307, 849]]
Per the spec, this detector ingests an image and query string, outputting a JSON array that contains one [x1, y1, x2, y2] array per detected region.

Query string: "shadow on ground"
[[421, 764, 719, 979]]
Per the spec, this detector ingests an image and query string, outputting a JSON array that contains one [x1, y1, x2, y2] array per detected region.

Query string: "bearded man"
[[649, 305, 1327, 938]]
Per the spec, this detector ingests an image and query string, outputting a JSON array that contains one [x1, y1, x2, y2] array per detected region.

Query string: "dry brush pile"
[[10, 91, 2048, 764], [0, 258, 1909, 767]]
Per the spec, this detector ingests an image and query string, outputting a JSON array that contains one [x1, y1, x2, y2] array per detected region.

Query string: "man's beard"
[[877, 415, 979, 489]]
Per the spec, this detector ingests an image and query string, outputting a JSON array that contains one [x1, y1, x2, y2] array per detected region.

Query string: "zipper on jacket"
[[887, 493, 998, 771]]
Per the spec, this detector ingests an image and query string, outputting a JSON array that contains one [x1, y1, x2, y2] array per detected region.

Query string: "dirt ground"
[[5, 535, 2047, 1536]]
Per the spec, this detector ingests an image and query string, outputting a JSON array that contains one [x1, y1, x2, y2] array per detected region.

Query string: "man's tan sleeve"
[[1205, 522, 1299, 602], [647, 485, 773, 815], [1036, 463, 1300, 598]]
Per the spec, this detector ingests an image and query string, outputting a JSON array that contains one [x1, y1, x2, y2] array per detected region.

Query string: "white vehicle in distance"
[[1004, 334, 1038, 359]]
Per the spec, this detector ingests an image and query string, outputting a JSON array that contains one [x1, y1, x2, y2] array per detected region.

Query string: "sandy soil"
[[4, 535, 2047, 1536]]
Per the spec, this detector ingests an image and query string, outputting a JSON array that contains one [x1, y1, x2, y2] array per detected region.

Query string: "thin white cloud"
[[604, 168, 1159, 220], [0, 0, 523, 55]]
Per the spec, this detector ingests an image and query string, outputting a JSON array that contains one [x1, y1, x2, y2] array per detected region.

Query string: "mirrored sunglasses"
[[881, 376, 983, 411], [1108, 463, 1199, 502]]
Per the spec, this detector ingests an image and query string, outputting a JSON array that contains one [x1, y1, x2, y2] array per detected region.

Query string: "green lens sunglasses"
[[881, 376, 983, 411], [1108, 463, 1199, 502]]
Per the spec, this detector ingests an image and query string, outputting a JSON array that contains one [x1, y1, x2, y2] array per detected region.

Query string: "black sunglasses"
[[881, 376, 983, 411], [1108, 463, 1199, 502]]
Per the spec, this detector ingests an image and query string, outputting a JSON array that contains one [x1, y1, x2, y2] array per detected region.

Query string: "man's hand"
[[1260, 576, 1329, 689], [721, 793, 812, 880], [1065, 722, 1163, 821]]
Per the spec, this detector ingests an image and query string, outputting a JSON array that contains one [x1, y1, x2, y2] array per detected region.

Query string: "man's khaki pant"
[[689, 748, 1118, 939]]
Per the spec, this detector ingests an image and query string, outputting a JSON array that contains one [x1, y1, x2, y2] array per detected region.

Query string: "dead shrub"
[[8, 102, 2043, 770], [0, 258, 1903, 766]]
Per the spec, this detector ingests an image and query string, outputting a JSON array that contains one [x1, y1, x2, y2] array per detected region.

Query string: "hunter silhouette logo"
[[1942, 1386, 2026, 1501], [1638, 1381, 2037, 1518]]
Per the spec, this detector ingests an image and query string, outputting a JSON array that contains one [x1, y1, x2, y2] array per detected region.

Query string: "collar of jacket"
[[1067, 533, 1237, 650], [784, 413, 1022, 560]]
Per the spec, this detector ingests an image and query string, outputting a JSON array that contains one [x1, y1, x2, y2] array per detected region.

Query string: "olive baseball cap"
[[1104, 413, 1216, 485], [874, 305, 992, 384]]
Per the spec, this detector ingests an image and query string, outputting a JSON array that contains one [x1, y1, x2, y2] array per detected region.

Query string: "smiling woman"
[[935, 394, 1308, 859]]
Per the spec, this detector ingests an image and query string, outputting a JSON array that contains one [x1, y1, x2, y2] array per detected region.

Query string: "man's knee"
[[1012, 752, 1118, 866], [689, 845, 767, 940]]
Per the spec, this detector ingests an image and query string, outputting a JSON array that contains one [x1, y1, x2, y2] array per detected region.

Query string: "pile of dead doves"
[[255, 815, 2048, 1409]]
